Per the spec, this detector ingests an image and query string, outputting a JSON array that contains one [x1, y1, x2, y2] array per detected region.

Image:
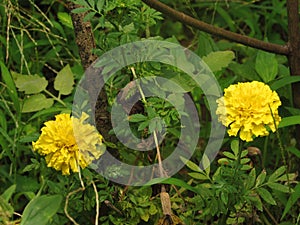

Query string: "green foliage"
[[20, 195, 63, 225], [0, 0, 299, 224]]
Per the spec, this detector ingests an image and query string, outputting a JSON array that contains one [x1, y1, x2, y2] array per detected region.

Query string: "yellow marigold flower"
[[216, 81, 281, 142], [32, 113, 105, 175]]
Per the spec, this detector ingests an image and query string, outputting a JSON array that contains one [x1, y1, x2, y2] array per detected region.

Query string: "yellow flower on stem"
[[216, 81, 281, 142], [32, 113, 105, 175]]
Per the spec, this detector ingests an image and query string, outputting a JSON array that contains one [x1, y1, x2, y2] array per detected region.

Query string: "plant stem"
[[269, 105, 291, 192], [233, 139, 243, 178], [43, 89, 66, 106], [91, 181, 99, 225]]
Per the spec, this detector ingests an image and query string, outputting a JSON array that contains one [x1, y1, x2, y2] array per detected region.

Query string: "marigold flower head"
[[216, 81, 281, 142], [32, 113, 105, 175]]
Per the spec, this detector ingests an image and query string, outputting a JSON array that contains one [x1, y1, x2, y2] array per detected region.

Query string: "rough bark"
[[66, 1, 113, 142], [287, 0, 300, 148]]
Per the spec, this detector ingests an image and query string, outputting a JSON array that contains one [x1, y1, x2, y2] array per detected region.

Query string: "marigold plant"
[[216, 81, 281, 142], [32, 113, 105, 175]]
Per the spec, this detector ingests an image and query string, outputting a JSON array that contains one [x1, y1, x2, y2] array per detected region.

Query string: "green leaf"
[[1, 185, 16, 202], [96, 0, 105, 12], [0, 62, 20, 113], [145, 177, 199, 194], [255, 50, 278, 83], [203, 50, 235, 72], [22, 94, 54, 113], [0, 195, 14, 218], [201, 154, 211, 175], [269, 166, 286, 182], [188, 172, 209, 180], [278, 116, 300, 128], [267, 183, 291, 193], [223, 151, 236, 160], [20, 195, 63, 225], [248, 194, 263, 211], [128, 114, 147, 122], [180, 156, 201, 172], [245, 168, 256, 190], [13, 72, 48, 94], [287, 146, 300, 158], [281, 183, 300, 220], [230, 139, 239, 156], [57, 12, 73, 29], [255, 170, 266, 187], [54, 64, 74, 95], [270, 76, 300, 90], [257, 187, 277, 205], [84, 12, 96, 22]]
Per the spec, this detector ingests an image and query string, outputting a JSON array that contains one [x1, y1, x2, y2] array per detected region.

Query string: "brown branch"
[[66, 1, 113, 142], [142, 0, 290, 55], [66, 1, 97, 69], [287, 0, 300, 148]]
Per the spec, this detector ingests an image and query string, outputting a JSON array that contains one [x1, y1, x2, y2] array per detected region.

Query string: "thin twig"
[[142, 0, 289, 55], [153, 130, 166, 178], [64, 187, 85, 225], [263, 204, 279, 225], [91, 181, 99, 225]]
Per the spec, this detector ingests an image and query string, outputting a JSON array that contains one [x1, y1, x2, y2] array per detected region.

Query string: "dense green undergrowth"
[[0, 0, 300, 224]]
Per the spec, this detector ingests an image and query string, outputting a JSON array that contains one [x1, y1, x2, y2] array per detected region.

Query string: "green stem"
[[233, 139, 243, 178], [44, 89, 66, 106], [269, 105, 291, 192]]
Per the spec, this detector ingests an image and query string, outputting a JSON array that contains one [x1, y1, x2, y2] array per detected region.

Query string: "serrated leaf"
[[20, 195, 62, 225], [54, 64, 74, 95], [128, 114, 147, 122], [180, 156, 201, 172], [203, 50, 235, 72], [13, 73, 48, 94], [22, 94, 54, 113], [257, 187, 276, 205], [84, 11, 96, 22], [57, 12, 73, 29], [138, 120, 150, 131], [267, 182, 291, 193], [255, 50, 278, 83], [255, 170, 266, 187], [268, 166, 286, 182]]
